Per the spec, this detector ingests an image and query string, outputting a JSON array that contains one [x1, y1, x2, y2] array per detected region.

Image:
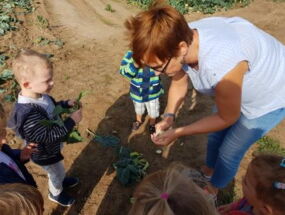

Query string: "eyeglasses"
[[149, 57, 172, 73]]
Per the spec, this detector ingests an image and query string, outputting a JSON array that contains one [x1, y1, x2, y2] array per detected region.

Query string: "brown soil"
[[1, 0, 285, 214]]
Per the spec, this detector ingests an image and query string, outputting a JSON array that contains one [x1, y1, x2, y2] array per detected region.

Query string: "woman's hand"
[[151, 128, 178, 146], [155, 116, 174, 134]]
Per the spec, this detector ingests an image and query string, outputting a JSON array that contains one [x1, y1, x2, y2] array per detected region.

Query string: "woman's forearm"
[[175, 113, 237, 137], [165, 72, 189, 114]]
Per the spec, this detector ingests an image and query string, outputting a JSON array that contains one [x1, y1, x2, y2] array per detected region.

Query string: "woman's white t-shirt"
[[183, 17, 285, 119]]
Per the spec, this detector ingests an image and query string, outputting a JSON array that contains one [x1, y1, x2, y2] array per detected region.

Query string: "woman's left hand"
[[151, 128, 178, 146]]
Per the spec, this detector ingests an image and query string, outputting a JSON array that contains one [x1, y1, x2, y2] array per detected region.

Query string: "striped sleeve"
[[119, 51, 139, 80], [22, 111, 75, 148]]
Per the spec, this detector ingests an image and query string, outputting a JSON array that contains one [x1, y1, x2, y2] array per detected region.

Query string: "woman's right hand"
[[155, 116, 174, 135], [71, 108, 82, 123]]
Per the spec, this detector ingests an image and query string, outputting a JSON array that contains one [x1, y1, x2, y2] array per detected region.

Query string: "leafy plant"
[[256, 136, 285, 156], [54, 39, 64, 47], [127, 0, 152, 9], [34, 36, 64, 47], [0, 69, 19, 102], [114, 150, 149, 186], [90, 131, 149, 186], [92, 134, 121, 147], [70, 91, 88, 112], [0, 0, 34, 36], [66, 128, 84, 143], [105, 4, 115, 12], [127, 0, 251, 14], [0, 69, 13, 82], [0, 53, 9, 67], [0, 13, 17, 35], [39, 91, 87, 143], [36, 15, 49, 28], [13, 0, 34, 13]]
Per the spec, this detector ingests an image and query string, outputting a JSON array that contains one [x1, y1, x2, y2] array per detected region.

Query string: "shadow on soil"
[[50, 77, 233, 215]]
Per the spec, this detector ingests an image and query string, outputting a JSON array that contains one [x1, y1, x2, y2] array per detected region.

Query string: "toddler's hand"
[[20, 143, 38, 161], [68, 99, 81, 107], [70, 108, 82, 123], [218, 204, 232, 215], [68, 99, 76, 107]]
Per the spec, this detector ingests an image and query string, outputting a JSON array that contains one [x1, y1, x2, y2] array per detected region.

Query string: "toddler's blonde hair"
[[129, 163, 218, 215], [0, 183, 44, 215], [12, 49, 52, 83]]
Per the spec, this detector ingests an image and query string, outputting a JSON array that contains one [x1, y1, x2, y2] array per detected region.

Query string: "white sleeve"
[[205, 39, 247, 88]]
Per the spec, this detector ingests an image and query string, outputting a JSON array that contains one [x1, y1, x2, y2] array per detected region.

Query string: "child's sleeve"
[[21, 111, 75, 147], [48, 95, 71, 109], [119, 51, 138, 80], [56, 100, 71, 108]]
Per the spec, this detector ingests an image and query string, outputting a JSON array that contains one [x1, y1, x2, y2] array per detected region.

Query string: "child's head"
[[12, 49, 53, 95], [0, 183, 44, 215], [243, 154, 285, 215], [129, 163, 217, 215]]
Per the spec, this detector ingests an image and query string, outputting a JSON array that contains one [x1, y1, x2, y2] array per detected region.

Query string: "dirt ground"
[[1, 0, 285, 214]]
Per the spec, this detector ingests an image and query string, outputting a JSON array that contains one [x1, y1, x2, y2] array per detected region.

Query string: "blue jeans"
[[42, 161, 65, 196], [206, 107, 285, 188]]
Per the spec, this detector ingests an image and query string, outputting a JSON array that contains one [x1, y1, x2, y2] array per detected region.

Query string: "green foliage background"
[[128, 0, 251, 14]]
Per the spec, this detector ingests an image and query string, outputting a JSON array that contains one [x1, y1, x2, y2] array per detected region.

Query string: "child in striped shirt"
[[8, 49, 82, 207], [120, 51, 164, 134]]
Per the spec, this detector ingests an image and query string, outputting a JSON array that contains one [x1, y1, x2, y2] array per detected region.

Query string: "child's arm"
[[21, 111, 76, 147], [56, 100, 71, 108], [119, 51, 139, 80], [47, 95, 72, 109]]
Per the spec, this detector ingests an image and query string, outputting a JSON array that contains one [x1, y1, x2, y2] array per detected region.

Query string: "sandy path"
[[43, 0, 139, 41]]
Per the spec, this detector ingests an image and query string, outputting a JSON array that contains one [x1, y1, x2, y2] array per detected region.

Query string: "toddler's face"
[[28, 63, 54, 94]]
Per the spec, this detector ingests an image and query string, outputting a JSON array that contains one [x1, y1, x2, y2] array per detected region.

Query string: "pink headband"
[[160, 193, 169, 200]]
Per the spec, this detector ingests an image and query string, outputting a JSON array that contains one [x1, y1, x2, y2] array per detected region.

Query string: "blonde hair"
[[129, 163, 217, 215], [0, 183, 44, 215], [12, 49, 52, 83], [251, 154, 285, 214]]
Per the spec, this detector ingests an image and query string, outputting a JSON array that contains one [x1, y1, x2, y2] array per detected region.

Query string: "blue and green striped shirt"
[[119, 51, 164, 103]]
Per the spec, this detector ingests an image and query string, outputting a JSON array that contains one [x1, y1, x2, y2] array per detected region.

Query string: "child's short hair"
[[129, 163, 217, 215], [12, 49, 52, 83], [0, 183, 44, 215], [251, 154, 285, 214]]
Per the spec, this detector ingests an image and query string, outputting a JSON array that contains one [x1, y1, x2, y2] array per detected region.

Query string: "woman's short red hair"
[[125, 5, 193, 67]]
